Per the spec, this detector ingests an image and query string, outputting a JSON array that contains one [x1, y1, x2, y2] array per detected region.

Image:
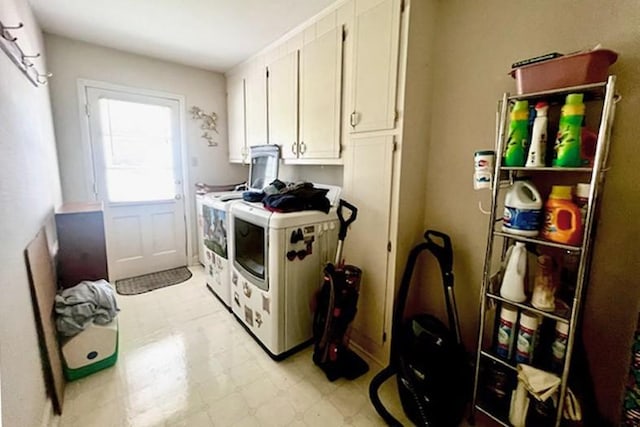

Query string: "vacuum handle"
[[337, 199, 358, 241], [424, 229, 454, 287], [425, 230, 462, 344]]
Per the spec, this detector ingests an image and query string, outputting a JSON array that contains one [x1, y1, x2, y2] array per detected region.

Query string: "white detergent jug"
[[500, 242, 527, 303], [502, 181, 543, 237]]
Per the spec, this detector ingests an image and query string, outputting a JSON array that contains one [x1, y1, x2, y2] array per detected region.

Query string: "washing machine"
[[202, 145, 280, 309], [229, 186, 340, 359]]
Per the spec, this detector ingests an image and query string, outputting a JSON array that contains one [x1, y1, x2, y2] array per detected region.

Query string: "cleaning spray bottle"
[[553, 94, 585, 167], [504, 100, 529, 167], [525, 102, 548, 167]]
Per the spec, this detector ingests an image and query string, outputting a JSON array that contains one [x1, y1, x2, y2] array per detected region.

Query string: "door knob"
[[175, 194, 182, 200]]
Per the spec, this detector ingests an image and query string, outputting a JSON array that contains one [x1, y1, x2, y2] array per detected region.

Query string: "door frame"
[[76, 79, 194, 267]]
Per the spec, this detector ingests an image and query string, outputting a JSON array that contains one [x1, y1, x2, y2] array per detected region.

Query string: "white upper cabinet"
[[299, 26, 343, 161], [350, 0, 402, 133], [227, 74, 247, 163], [268, 51, 299, 161], [245, 61, 268, 149], [226, 8, 348, 165]]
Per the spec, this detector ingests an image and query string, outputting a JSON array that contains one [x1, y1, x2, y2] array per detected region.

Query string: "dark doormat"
[[115, 266, 192, 295]]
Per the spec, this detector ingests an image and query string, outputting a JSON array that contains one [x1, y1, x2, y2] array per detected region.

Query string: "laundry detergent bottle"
[[502, 181, 543, 237], [504, 100, 529, 167], [553, 94, 585, 167], [500, 242, 528, 303], [541, 185, 583, 245]]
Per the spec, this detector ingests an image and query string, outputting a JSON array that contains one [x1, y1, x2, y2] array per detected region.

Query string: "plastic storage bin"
[[510, 49, 618, 94], [61, 320, 118, 381]]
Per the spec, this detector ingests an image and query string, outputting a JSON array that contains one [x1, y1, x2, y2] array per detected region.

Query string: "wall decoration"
[[189, 106, 218, 147]]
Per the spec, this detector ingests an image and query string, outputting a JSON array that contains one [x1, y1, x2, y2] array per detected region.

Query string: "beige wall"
[[279, 164, 343, 186], [43, 34, 248, 259], [420, 0, 640, 423], [0, 0, 63, 425]]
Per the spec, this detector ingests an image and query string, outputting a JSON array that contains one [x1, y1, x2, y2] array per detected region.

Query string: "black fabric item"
[[263, 179, 287, 194], [242, 191, 264, 202], [263, 184, 330, 213]]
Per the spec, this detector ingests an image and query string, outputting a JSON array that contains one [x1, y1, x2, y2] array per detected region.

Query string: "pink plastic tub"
[[510, 49, 618, 94]]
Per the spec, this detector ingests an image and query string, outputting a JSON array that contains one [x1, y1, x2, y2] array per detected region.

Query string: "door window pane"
[[99, 99, 175, 202]]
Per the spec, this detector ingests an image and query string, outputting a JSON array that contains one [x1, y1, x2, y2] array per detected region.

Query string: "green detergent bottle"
[[504, 100, 529, 166], [553, 93, 585, 167]]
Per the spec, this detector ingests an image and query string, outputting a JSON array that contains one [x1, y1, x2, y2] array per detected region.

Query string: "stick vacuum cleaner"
[[312, 199, 369, 381]]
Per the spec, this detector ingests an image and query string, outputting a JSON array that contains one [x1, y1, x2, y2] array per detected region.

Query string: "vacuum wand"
[[335, 199, 358, 265]]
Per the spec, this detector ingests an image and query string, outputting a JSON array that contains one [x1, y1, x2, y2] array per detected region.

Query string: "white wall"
[[422, 0, 640, 423], [43, 34, 247, 259], [0, 0, 63, 425]]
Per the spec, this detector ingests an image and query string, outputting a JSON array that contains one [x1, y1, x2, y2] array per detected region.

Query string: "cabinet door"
[[342, 134, 394, 362], [299, 26, 343, 160], [227, 74, 247, 163], [245, 63, 268, 150], [350, 0, 402, 133], [268, 51, 299, 161]]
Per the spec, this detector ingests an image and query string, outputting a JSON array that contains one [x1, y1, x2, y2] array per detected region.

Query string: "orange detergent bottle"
[[542, 186, 583, 245]]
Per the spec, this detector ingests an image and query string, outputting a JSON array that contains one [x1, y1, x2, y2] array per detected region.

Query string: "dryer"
[[229, 192, 339, 359]]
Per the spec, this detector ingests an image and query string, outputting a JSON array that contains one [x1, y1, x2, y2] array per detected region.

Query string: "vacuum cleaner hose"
[[369, 366, 403, 427]]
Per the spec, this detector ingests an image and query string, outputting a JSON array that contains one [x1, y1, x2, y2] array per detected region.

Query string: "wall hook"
[[0, 22, 23, 42], [478, 200, 491, 215], [21, 52, 40, 67], [36, 72, 53, 85]]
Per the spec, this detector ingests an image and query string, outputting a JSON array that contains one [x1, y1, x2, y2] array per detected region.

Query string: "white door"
[[299, 26, 343, 160], [85, 86, 187, 281], [342, 134, 395, 362], [350, 0, 402, 133], [268, 51, 299, 160]]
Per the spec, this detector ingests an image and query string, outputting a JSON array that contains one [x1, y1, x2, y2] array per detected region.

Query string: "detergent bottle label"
[[543, 210, 558, 233], [503, 207, 542, 231]]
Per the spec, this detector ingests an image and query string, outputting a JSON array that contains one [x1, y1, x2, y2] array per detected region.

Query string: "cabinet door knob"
[[300, 141, 307, 155], [291, 142, 298, 155], [174, 194, 182, 200], [350, 111, 358, 128]]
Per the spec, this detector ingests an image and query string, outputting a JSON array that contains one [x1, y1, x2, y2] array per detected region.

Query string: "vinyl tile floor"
[[59, 266, 412, 427]]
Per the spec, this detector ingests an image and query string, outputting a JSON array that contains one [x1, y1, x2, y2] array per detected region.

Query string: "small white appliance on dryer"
[[229, 187, 340, 359], [202, 145, 280, 309]]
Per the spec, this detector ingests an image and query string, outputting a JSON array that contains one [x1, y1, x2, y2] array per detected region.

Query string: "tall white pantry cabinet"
[[225, 0, 437, 364]]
